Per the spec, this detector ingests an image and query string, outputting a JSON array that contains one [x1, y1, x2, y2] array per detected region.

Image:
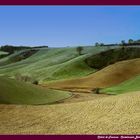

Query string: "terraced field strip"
[[47, 58, 140, 90]]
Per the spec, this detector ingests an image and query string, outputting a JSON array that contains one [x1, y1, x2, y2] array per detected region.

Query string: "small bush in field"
[[32, 80, 39, 85], [15, 73, 22, 81], [91, 88, 101, 94]]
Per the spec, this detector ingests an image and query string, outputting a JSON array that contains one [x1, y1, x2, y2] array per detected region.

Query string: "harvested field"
[[0, 91, 140, 134]]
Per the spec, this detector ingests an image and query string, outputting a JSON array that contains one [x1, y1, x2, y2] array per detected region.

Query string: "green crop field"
[[0, 76, 71, 105], [0, 51, 8, 55], [0, 46, 108, 83]]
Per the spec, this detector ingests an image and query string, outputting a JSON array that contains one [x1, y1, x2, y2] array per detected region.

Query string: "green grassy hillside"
[[0, 51, 9, 59], [102, 75, 140, 94], [0, 51, 8, 55], [0, 49, 38, 66], [0, 46, 107, 83], [0, 76, 71, 105]]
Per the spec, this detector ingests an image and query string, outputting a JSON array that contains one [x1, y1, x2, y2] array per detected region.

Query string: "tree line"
[[76, 39, 140, 56], [0, 45, 48, 54], [95, 39, 140, 47]]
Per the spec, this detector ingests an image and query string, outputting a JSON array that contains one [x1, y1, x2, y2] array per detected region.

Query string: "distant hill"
[[0, 45, 31, 54], [0, 49, 39, 66], [0, 45, 48, 54], [0, 46, 108, 82]]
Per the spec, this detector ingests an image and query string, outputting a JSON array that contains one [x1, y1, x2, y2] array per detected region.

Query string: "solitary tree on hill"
[[76, 46, 84, 55], [128, 39, 133, 44], [91, 88, 101, 94], [95, 42, 99, 47], [100, 43, 104, 46], [121, 40, 126, 45]]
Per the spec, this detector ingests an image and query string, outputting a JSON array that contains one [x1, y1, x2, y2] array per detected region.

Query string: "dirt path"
[[55, 91, 109, 104], [39, 84, 109, 104]]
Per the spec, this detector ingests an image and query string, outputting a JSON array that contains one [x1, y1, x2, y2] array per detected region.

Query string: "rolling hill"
[[0, 46, 108, 82], [46, 58, 140, 90], [1, 46, 140, 134], [0, 49, 38, 66], [0, 76, 71, 105]]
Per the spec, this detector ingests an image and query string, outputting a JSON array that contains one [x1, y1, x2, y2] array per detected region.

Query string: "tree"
[[128, 39, 133, 44], [91, 88, 101, 94], [121, 40, 126, 45], [100, 43, 104, 46], [95, 88, 100, 94], [95, 42, 99, 47], [32, 80, 39, 85], [1, 45, 14, 54], [76, 46, 84, 55]]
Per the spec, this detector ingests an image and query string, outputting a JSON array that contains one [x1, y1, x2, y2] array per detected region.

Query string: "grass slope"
[[0, 49, 38, 66], [102, 75, 140, 94], [0, 46, 107, 82], [0, 51, 8, 55], [47, 58, 140, 90], [0, 51, 9, 59], [0, 91, 140, 134], [0, 77, 71, 105]]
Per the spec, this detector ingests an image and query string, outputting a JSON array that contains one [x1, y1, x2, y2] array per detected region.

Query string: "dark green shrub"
[[91, 88, 101, 94], [32, 80, 39, 85]]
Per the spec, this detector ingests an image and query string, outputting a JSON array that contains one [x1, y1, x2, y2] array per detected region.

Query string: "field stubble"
[[0, 91, 140, 134]]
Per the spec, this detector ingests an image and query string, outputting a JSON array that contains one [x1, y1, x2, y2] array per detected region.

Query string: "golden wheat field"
[[0, 91, 140, 134]]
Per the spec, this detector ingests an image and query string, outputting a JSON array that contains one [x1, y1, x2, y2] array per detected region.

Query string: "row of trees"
[[94, 39, 140, 47], [0, 45, 48, 54], [0, 45, 31, 54], [76, 38, 140, 56], [121, 39, 140, 46]]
